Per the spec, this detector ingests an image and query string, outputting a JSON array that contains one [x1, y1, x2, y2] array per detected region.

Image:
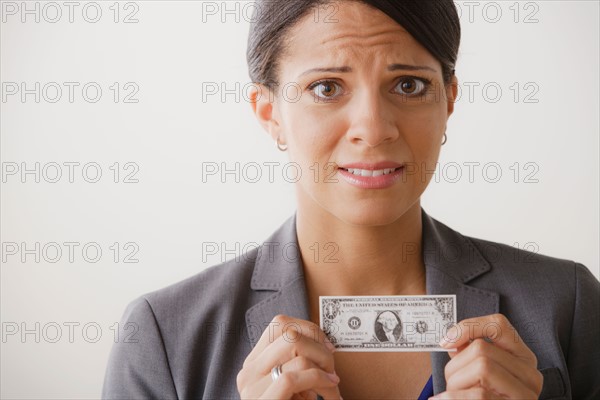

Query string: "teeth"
[[346, 167, 399, 176]]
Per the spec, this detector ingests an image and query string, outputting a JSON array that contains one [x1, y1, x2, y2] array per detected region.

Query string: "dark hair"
[[247, 0, 461, 91]]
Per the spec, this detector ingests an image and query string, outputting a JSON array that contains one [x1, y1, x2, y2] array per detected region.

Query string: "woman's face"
[[253, 1, 457, 226]]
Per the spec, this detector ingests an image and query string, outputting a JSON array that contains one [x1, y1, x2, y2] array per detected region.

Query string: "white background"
[[1, 1, 598, 398]]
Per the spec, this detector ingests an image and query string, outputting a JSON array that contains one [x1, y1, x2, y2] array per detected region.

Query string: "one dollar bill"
[[320, 295, 457, 352]]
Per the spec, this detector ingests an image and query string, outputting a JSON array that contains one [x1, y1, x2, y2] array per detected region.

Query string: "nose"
[[345, 88, 400, 147]]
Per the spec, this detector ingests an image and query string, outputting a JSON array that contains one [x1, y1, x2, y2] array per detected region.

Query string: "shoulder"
[[103, 240, 263, 398], [427, 212, 599, 305], [458, 229, 599, 320], [466, 233, 598, 287], [128, 246, 260, 322], [423, 210, 595, 287], [117, 212, 299, 336]]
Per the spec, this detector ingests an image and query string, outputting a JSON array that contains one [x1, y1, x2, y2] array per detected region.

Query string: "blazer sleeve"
[[566, 262, 600, 399], [101, 296, 178, 400]]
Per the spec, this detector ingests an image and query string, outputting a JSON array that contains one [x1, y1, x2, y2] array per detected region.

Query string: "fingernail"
[[325, 340, 336, 352], [327, 372, 340, 383], [446, 327, 458, 340], [440, 327, 457, 347]]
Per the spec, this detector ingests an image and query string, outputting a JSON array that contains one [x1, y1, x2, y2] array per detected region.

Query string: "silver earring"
[[276, 137, 288, 152], [442, 132, 447, 145]]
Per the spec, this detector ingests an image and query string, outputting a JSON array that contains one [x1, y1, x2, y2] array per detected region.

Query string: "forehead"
[[281, 1, 438, 76]]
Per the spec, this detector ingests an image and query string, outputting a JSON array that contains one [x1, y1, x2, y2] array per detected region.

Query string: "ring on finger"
[[270, 364, 283, 382]]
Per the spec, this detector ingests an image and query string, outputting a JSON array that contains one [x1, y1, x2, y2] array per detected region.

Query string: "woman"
[[102, 1, 600, 399]]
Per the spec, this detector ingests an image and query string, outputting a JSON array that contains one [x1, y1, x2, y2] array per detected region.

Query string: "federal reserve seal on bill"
[[320, 295, 457, 352]]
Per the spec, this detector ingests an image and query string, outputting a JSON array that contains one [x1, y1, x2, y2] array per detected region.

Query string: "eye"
[[307, 80, 342, 101], [394, 77, 431, 96]]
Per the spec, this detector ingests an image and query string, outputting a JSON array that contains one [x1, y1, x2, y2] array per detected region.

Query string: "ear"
[[249, 83, 282, 143], [445, 74, 458, 117]]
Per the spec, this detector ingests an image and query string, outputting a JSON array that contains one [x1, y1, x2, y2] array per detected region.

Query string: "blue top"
[[417, 375, 434, 400]]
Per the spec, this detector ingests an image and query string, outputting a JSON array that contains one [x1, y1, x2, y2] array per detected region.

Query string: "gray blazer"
[[102, 208, 600, 399]]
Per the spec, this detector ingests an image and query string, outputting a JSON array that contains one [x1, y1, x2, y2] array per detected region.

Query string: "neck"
[[296, 199, 426, 300]]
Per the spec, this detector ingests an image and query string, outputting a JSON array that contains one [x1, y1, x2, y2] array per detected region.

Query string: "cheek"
[[402, 109, 446, 156], [283, 104, 345, 161], [397, 111, 445, 189], [406, 131, 441, 161]]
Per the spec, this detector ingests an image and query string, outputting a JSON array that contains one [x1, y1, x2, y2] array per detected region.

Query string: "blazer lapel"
[[245, 209, 500, 395], [245, 213, 311, 346], [422, 208, 500, 394]]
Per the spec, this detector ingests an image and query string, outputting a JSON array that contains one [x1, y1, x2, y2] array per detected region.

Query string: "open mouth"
[[338, 166, 403, 177]]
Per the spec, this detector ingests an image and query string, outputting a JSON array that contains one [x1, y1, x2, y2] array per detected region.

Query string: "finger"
[[445, 355, 539, 399], [446, 342, 468, 359], [431, 387, 504, 399], [238, 316, 337, 396], [440, 313, 536, 363], [245, 315, 334, 366], [239, 334, 336, 390], [444, 338, 542, 393], [246, 357, 340, 400], [260, 368, 341, 400], [255, 334, 336, 375]]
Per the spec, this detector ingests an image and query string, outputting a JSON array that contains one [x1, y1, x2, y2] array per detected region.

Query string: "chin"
[[329, 189, 418, 227], [333, 204, 409, 227]]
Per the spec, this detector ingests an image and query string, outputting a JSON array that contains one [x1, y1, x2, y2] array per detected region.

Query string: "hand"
[[237, 314, 342, 400], [431, 313, 543, 399]]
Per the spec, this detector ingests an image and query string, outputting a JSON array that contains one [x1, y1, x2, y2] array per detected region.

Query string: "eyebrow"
[[298, 63, 437, 78]]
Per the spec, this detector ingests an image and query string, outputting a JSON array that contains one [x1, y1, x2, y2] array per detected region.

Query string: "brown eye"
[[310, 80, 341, 100], [395, 77, 428, 96], [401, 79, 417, 93]]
